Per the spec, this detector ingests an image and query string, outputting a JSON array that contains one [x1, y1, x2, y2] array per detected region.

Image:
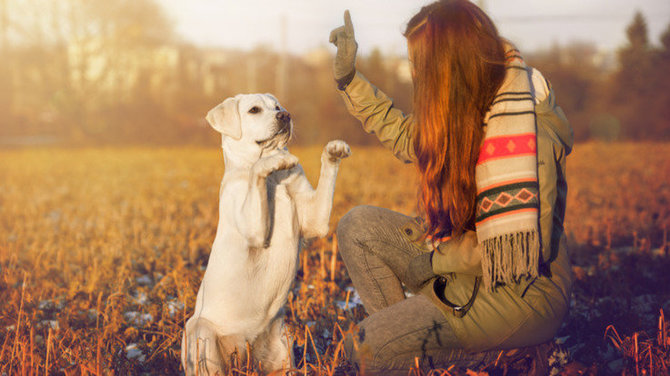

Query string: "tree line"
[[527, 12, 670, 142], [0, 1, 668, 146]]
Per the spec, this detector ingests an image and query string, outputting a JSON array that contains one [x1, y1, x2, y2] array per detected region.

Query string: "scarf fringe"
[[481, 230, 540, 292]]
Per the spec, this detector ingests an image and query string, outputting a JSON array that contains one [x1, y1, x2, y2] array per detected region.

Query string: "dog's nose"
[[276, 111, 291, 124]]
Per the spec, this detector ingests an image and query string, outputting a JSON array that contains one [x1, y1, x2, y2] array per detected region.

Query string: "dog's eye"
[[248, 106, 261, 114], [275, 105, 280, 111]]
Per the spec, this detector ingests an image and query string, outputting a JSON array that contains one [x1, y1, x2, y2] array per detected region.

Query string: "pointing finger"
[[344, 10, 354, 37]]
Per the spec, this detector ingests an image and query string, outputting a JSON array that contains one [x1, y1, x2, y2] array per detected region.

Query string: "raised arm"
[[338, 72, 416, 163], [330, 10, 416, 163]]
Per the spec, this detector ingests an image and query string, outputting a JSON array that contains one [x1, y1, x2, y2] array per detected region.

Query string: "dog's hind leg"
[[182, 317, 245, 375], [216, 333, 249, 372], [251, 314, 293, 374]]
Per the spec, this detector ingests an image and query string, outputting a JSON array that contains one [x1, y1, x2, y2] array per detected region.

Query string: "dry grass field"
[[1, 142, 669, 375]]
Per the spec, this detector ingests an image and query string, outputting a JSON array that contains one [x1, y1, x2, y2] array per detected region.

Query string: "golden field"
[[1, 143, 669, 375]]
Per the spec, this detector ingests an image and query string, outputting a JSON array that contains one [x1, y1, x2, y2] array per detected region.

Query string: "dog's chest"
[[257, 180, 300, 310], [266, 179, 299, 237]]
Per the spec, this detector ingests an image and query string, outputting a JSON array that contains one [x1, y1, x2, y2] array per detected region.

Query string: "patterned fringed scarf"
[[476, 44, 541, 292]]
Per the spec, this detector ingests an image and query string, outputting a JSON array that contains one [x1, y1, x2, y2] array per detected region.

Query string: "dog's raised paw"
[[255, 151, 299, 177], [324, 140, 351, 163]]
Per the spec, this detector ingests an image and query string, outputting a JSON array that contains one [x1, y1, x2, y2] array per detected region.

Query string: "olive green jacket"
[[338, 71, 574, 351]]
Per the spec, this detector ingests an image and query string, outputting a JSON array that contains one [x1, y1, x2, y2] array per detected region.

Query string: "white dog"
[[181, 93, 350, 375]]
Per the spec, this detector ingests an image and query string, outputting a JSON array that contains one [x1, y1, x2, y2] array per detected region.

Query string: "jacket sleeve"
[[338, 71, 416, 163], [432, 231, 483, 276], [535, 87, 572, 265]]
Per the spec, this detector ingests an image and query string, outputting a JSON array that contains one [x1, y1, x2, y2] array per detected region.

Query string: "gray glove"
[[329, 10, 358, 89], [403, 251, 436, 292]]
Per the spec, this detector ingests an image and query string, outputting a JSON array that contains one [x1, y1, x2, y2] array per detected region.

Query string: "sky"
[[158, 0, 670, 56]]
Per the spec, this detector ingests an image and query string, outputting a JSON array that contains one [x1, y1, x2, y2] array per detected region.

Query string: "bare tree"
[[3, 0, 174, 142]]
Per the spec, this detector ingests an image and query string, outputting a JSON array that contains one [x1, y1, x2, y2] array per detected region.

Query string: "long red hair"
[[405, 0, 506, 239]]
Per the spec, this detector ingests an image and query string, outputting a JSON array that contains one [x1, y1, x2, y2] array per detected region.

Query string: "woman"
[[329, 1, 573, 374]]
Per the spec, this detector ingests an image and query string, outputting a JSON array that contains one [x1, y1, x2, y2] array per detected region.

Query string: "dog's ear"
[[206, 97, 242, 140]]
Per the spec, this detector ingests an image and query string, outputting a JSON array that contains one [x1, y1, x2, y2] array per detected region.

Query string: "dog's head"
[[206, 94, 293, 152]]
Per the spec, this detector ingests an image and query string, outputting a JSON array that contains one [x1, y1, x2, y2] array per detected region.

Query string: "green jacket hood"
[[536, 88, 574, 156]]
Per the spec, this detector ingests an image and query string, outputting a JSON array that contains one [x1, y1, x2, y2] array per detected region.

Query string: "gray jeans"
[[336, 205, 498, 374]]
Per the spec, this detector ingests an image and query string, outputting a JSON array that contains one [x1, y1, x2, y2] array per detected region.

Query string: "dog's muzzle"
[[275, 111, 292, 136], [256, 111, 293, 147]]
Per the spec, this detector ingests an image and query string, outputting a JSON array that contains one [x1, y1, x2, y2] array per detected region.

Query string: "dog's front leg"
[[295, 140, 351, 239], [236, 151, 298, 248]]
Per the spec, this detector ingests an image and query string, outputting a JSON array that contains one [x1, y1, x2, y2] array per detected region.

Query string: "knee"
[[336, 205, 376, 249]]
